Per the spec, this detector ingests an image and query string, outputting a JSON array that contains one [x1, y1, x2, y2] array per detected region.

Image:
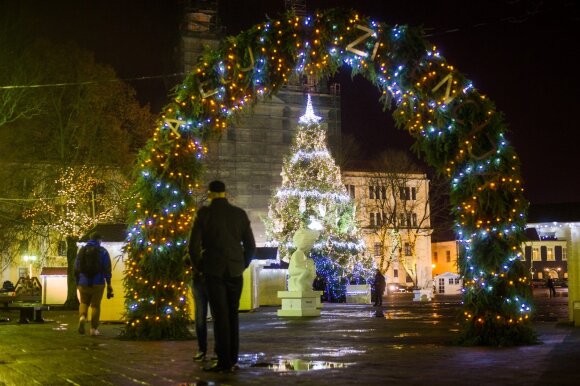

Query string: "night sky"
[[3, 0, 579, 205]]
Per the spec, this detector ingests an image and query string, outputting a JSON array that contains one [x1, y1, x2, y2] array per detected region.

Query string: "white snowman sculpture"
[[288, 228, 320, 292]]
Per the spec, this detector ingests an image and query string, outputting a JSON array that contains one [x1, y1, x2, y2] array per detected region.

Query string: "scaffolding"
[[285, 0, 307, 16]]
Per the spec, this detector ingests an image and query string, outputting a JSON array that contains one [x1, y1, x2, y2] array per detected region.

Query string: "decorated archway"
[[123, 9, 534, 345]]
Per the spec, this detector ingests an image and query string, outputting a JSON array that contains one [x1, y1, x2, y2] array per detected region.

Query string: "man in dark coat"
[[189, 180, 256, 373], [373, 269, 386, 307]]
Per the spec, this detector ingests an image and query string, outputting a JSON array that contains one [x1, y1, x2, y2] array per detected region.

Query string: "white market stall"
[[434, 272, 463, 295]]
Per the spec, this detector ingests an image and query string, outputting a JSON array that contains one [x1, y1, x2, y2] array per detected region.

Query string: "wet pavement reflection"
[[251, 358, 351, 372]]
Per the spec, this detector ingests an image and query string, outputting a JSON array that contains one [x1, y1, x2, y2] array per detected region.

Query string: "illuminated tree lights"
[[125, 8, 534, 344], [264, 95, 374, 301]]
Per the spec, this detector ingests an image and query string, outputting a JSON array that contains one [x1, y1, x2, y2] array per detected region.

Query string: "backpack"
[[79, 245, 102, 278]]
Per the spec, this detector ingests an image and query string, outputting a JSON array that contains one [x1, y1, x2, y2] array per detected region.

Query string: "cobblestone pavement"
[[1, 294, 578, 386]]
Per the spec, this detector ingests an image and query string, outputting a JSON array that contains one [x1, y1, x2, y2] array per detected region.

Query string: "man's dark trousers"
[[205, 273, 243, 369], [192, 277, 208, 354]]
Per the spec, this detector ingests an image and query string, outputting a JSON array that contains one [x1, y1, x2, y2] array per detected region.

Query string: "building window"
[[446, 250, 451, 263], [433, 252, 438, 263], [438, 278, 445, 294], [547, 247, 554, 261], [404, 242, 411, 256], [370, 213, 375, 228], [18, 267, 27, 278], [369, 186, 374, 199], [563, 247, 567, 261], [381, 186, 387, 199], [532, 248, 540, 261], [399, 213, 405, 227], [399, 186, 416, 201], [345, 184, 355, 198], [374, 242, 381, 257], [399, 187, 409, 200], [393, 269, 398, 278], [449, 278, 454, 285], [454, 278, 460, 285], [411, 213, 417, 227]]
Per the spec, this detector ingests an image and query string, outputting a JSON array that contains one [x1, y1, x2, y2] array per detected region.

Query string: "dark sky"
[[3, 0, 579, 205]]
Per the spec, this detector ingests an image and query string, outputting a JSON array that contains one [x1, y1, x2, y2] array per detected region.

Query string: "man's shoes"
[[193, 352, 206, 362], [78, 316, 86, 335], [89, 328, 101, 336]]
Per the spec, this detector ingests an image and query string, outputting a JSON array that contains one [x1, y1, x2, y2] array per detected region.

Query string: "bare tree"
[[367, 150, 446, 288]]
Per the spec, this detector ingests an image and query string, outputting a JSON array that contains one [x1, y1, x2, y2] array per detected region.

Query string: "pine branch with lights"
[[264, 96, 374, 301]]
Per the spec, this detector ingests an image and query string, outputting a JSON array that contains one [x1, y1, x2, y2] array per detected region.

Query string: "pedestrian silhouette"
[[546, 277, 556, 298], [189, 180, 256, 373], [373, 269, 386, 306]]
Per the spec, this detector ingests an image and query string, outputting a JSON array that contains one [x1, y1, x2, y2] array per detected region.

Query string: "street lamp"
[[22, 255, 37, 278]]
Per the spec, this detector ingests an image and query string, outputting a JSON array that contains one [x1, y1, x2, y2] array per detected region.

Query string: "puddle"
[[251, 359, 350, 372], [334, 329, 375, 333], [394, 332, 420, 338], [82, 343, 108, 351], [305, 347, 365, 357], [52, 323, 68, 331]]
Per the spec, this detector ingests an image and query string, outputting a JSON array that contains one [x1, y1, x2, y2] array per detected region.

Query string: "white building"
[[342, 166, 433, 290]]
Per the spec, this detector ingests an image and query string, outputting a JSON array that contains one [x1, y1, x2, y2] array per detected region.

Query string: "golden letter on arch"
[[346, 25, 379, 59], [164, 119, 186, 138], [199, 80, 219, 99], [431, 73, 455, 105]]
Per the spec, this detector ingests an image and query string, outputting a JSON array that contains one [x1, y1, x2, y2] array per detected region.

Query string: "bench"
[[3, 302, 49, 324]]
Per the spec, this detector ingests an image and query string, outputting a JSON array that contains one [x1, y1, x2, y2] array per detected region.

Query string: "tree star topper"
[[299, 94, 322, 125]]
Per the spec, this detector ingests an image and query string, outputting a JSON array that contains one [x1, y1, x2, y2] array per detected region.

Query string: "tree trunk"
[[63, 235, 79, 309]]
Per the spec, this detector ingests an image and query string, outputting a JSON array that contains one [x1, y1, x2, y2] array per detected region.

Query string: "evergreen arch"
[[123, 8, 534, 345]]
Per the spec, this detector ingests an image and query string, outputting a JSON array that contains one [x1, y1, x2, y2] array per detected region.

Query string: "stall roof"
[[40, 267, 67, 276], [434, 272, 461, 278], [79, 224, 127, 242]]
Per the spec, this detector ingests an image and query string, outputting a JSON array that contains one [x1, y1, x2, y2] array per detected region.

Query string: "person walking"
[[74, 232, 113, 336], [547, 277, 557, 298], [373, 269, 386, 307], [189, 180, 256, 373]]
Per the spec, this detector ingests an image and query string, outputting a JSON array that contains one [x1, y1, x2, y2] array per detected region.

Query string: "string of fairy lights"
[[123, 9, 533, 343]]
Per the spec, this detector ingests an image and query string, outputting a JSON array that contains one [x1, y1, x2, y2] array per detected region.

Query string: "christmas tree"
[[265, 95, 374, 300]]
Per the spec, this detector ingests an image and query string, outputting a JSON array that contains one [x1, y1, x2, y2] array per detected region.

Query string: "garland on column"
[[123, 8, 534, 345]]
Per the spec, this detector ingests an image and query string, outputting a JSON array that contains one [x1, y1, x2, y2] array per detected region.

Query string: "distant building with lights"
[[521, 203, 580, 281], [431, 239, 459, 276], [430, 202, 580, 282]]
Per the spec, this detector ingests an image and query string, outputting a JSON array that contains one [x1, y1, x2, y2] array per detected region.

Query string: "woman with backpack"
[[74, 232, 113, 336]]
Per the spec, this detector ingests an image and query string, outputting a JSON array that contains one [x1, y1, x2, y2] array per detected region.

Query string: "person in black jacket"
[[189, 180, 256, 373], [373, 269, 386, 307]]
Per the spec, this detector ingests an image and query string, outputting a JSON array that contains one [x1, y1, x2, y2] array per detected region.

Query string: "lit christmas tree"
[[265, 95, 374, 300]]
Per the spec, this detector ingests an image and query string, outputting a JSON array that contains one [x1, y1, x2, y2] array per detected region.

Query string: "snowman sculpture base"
[[277, 290, 322, 317]]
